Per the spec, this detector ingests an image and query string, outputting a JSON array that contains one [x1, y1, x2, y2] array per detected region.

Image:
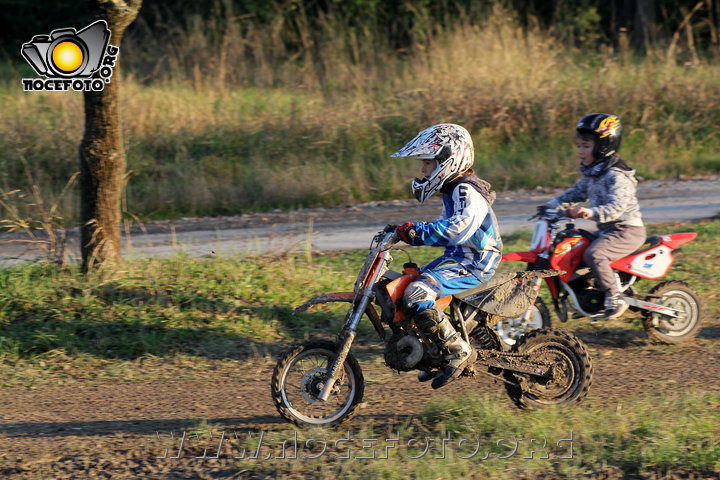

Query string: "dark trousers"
[[583, 224, 646, 295]]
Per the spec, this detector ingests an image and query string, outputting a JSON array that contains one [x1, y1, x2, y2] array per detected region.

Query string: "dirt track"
[[1, 323, 719, 479]]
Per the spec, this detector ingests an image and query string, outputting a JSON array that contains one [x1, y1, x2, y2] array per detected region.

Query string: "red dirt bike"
[[271, 227, 593, 426], [495, 207, 702, 346]]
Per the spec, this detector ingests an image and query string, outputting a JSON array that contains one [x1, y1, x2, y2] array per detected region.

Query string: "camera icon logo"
[[21, 20, 120, 92]]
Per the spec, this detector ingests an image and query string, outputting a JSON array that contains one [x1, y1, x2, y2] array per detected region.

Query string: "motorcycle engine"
[[384, 333, 424, 371], [567, 274, 604, 314], [578, 289, 605, 313]]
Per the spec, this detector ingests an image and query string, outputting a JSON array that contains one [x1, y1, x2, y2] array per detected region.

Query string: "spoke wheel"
[[271, 340, 364, 426], [643, 281, 702, 344]]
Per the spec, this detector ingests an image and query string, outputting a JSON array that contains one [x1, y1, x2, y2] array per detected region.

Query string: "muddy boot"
[[604, 292, 629, 320], [413, 307, 475, 389], [430, 319, 476, 390]]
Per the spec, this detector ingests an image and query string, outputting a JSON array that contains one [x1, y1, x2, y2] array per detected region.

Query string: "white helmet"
[[391, 123, 474, 203]]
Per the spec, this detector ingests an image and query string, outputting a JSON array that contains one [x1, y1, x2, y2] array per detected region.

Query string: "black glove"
[[392, 222, 416, 244], [536, 205, 551, 217]]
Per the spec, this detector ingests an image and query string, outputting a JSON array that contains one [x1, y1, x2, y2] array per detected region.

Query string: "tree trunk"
[[617, 0, 657, 53], [632, 0, 657, 51], [79, 0, 142, 271]]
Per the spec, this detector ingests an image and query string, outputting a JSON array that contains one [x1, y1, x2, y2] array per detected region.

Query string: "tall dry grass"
[[1, 8, 719, 220]]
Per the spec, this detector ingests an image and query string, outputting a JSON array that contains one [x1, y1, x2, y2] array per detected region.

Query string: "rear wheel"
[[495, 298, 551, 347], [271, 340, 364, 426], [643, 281, 702, 345], [504, 328, 593, 408]]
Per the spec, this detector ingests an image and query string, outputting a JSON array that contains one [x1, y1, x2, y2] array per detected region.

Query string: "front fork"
[[520, 278, 543, 321], [317, 292, 372, 401]]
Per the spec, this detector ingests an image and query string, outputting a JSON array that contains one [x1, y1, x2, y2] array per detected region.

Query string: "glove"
[[393, 222, 416, 244], [536, 205, 551, 217]]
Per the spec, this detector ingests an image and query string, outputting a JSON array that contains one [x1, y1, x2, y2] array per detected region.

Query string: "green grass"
[[0, 219, 717, 368]]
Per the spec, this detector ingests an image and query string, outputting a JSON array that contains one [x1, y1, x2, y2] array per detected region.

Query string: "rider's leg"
[[403, 278, 444, 382], [583, 224, 646, 319], [404, 263, 483, 388]]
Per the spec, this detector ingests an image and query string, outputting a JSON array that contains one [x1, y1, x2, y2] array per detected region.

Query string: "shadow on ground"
[[0, 413, 412, 438]]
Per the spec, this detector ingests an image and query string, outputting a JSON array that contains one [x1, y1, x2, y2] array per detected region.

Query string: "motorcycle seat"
[[453, 272, 520, 299], [453, 270, 563, 318], [626, 235, 662, 256], [454, 270, 565, 300]]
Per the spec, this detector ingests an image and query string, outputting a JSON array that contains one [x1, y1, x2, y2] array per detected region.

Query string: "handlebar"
[[530, 207, 567, 221], [531, 205, 586, 222], [374, 228, 400, 250]]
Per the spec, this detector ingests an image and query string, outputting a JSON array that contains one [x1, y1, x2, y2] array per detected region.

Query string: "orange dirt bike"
[[271, 227, 593, 426]]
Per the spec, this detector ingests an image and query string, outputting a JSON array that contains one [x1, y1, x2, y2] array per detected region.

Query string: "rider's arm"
[[413, 184, 485, 247], [546, 176, 589, 208], [588, 170, 636, 223]]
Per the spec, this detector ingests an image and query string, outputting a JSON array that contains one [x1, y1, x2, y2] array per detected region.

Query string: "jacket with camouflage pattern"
[[548, 156, 644, 231]]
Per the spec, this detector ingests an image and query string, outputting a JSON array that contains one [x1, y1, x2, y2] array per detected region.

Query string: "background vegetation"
[[1, 0, 719, 220]]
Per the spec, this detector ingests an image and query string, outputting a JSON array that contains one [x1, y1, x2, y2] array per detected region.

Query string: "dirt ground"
[[1, 323, 719, 479]]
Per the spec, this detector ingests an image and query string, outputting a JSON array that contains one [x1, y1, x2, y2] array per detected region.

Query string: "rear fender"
[[661, 232, 697, 249], [293, 292, 385, 340]]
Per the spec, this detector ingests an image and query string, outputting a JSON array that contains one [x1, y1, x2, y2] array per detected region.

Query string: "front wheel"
[[643, 281, 703, 345], [271, 340, 364, 426], [495, 298, 551, 348], [504, 328, 593, 409]]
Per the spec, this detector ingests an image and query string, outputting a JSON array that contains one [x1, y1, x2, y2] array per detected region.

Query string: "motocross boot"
[[413, 307, 476, 389], [417, 370, 436, 382], [604, 292, 629, 320]]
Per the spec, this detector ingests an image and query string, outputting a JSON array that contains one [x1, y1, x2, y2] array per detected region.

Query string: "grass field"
[[0, 219, 718, 478], [0, 219, 717, 375], [185, 391, 719, 479]]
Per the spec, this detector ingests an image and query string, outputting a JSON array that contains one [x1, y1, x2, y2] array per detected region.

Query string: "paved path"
[[1, 176, 718, 263]]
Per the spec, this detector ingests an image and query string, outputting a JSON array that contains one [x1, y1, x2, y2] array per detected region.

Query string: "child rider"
[[542, 113, 646, 320], [390, 123, 503, 389]]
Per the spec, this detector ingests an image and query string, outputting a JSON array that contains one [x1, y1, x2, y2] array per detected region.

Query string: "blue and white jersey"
[[412, 181, 503, 279]]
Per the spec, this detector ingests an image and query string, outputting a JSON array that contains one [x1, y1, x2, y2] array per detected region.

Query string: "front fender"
[[293, 292, 385, 340], [501, 251, 538, 263]]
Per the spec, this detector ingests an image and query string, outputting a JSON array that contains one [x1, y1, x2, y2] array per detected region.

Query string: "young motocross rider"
[[542, 113, 646, 320], [390, 123, 503, 389]]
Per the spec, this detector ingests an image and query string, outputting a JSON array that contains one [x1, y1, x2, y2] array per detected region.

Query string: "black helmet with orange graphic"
[[576, 113, 622, 160]]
